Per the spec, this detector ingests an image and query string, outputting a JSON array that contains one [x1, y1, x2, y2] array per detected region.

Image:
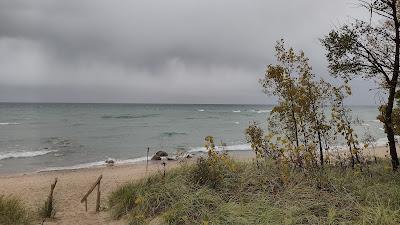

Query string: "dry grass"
[[109, 158, 400, 225], [0, 195, 32, 225]]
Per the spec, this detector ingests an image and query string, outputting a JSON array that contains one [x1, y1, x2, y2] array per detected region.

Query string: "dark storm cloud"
[[0, 0, 377, 104]]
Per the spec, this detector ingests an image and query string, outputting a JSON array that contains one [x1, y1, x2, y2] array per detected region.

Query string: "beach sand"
[[0, 147, 394, 225], [0, 160, 184, 225]]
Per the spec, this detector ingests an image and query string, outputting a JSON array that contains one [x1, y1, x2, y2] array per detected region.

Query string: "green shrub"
[[0, 195, 32, 225], [190, 153, 239, 190]]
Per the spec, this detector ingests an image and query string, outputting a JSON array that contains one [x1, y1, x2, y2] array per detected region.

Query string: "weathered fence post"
[[81, 175, 102, 213], [96, 179, 101, 212], [46, 178, 58, 217], [162, 161, 166, 178], [146, 147, 150, 174]]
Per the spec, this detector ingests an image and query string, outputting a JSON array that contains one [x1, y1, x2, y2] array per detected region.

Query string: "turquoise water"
[[0, 103, 386, 174]]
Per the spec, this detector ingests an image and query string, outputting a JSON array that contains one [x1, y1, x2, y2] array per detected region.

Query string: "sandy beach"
[[0, 147, 394, 225], [0, 160, 185, 225]]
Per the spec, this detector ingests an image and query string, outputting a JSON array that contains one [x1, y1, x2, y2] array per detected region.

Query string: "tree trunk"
[[388, 0, 400, 170], [349, 144, 355, 169], [385, 86, 399, 170], [318, 130, 324, 166], [290, 105, 299, 147]]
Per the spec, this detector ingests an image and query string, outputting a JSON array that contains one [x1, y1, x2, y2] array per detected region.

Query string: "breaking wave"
[[0, 149, 58, 160], [102, 114, 160, 119], [0, 122, 20, 125], [39, 156, 149, 172]]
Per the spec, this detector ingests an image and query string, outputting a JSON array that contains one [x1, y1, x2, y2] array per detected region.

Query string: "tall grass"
[[0, 195, 32, 225], [109, 158, 400, 225]]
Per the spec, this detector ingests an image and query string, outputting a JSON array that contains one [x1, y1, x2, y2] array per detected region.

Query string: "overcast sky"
[[0, 0, 383, 105]]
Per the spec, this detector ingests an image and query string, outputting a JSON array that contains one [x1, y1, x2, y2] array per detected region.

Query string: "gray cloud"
[[0, 0, 378, 104]]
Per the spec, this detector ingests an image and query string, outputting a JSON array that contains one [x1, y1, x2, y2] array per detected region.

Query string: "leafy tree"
[[245, 122, 267, 159], [331, 84, 361, 168], [256, 40, 333, 167], [321, 0, 400, 170]]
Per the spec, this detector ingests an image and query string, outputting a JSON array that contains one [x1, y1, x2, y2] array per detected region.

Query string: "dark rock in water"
[[151, 155, 162, 160], [105, 159, 115, 166], [186, 154, 193, 159], [155, 151, 168, 157], [167, 157, 177, 161]]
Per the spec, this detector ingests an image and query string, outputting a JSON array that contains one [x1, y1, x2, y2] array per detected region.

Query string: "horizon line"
[[0, 101, 379, 107]]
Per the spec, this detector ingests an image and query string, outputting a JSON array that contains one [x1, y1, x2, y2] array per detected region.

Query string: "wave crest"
[[0, 122, 20, 125], [0, 149, 58, 160], [102, 114, 160, 119]]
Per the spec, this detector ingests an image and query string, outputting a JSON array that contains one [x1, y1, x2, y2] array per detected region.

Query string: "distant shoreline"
[[0, 146, 393, 178]]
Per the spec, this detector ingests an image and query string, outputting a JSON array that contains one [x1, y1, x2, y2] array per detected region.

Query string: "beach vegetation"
[[251, 40, 362, 170], [331, 84, 362, 168], [109, 157, 400, 225], [0, 195, 32, 225], [321, 0, 400, 170], [38, 198, 56, 219]]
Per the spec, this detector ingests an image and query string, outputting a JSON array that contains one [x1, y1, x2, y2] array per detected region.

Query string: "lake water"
[[0, 103, 387, 174]]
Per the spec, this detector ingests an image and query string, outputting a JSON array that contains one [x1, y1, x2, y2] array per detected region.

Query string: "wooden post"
[[81, 175, 102, 213], [162, 161, 166, 178], [146, 147, 150, 174], [96, 180, 101, 212], [46, 178, 57, 217]]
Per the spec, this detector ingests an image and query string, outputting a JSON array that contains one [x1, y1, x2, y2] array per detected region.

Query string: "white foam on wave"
[[115, 156, 150, 165], [0, 149, 58, 160], [36, 135, 400, 173], [232, 110, 241, 113], [39, 156, 149, 172], [361, 123, 370, 126], [189, 143, 251, 153], [197, 109, 205, 112], [375, 137, 389, 147], [39, 161, 106, 172], [369, 119, 381, 123], [188, 136, 398, 155], [257, 110, 272, 114], [0, 122, 20, 125], [373, 136, 400, 147], [234, 121, 240, 124]]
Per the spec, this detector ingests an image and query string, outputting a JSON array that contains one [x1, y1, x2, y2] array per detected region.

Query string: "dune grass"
[[109, 158, 400, 225], [0, 195, 32, 225]]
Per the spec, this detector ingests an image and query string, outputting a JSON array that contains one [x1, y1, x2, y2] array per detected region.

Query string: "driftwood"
[[81, 175, 102, 212]]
